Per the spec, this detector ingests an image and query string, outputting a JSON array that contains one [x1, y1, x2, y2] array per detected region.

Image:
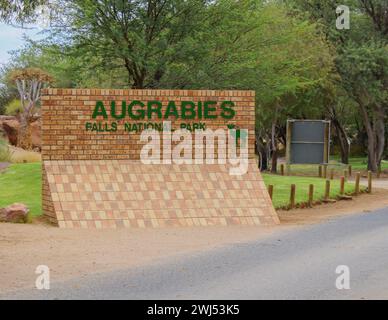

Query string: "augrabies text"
[[92, 100, 236, 120]]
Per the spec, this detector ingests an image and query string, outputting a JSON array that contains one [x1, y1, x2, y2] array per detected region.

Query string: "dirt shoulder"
[[279, 187, 388, 225], [1, 188, 388, 295]]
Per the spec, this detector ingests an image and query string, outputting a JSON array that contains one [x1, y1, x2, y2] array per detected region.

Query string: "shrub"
[[5, 99, 22, 116], [0, 138, 12, 162]]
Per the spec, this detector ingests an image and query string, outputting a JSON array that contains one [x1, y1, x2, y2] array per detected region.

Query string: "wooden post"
[[340, 176, 345, 195], [323, 121, 330, 164], [308, 184, 314, 207], [290, 184, 296, 209], [268, 185, 273, 200], [319, 165, 322, 178], [330, 168, 334, 180], [368, 171, 372, 193], [324, 180, 330, 201], [280, 164, 284, 176], [343, 169, 348, 182], [348, 165, 352, 177], [323, 164, 328, 179], [355, 172, 360, 195], [285, 120, 292, 174]]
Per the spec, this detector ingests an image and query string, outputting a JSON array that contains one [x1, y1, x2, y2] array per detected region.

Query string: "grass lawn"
[[262, 173, 360, 209], [0, 162, 366, 217], [0, 162, 42, 216], [344, 157, 388, 171], [280, 157, 388, 177]]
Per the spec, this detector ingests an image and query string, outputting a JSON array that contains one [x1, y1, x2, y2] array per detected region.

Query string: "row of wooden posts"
[[268, 169, 373, 209], [279, 163, 382, 179]]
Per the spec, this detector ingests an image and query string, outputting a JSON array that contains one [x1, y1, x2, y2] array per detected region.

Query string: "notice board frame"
[[285, 119, 331, 166]]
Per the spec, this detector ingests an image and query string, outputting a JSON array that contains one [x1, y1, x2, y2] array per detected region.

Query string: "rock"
[[0, 162, 10, 172], [0, 203, 29, 223], [0, 116, 15, 121], [0, 115, 42, 150], [0, 123, 6, 140], [1, 118, 19, 146], [30, 118, 41, 151]]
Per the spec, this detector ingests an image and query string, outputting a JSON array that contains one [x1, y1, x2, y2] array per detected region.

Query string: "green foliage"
[[0, 0, 47, 24], [0, 69, 18, 115], [59, 0, 209, 89], [336, 40, 388, 104], [8, 1, 334, 102], [161, 1, 333, 100], [2, 0, 384, 164], [289, 0, 388, 169], [4, 99, 22, 115]]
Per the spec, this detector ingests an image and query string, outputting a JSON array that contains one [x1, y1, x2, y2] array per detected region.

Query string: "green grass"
[[340, 157, 388, 171], [0, 162, 42, 217], [262, 173, 361, 209], [281, 157, 388, 176]]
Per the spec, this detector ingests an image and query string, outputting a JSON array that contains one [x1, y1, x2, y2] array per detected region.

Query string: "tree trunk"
[[327, 106, 350, 164], [359, 102, 379, 172], [332, 118, 349, 164], [374, 105, 385, 165], [270, 119, 278, 173], [257, 144, 269, 171], [255, 131, 269, 171], [17, 115, 32, 150], [259, 151, 268, 171], [271, 149, 278, 173]]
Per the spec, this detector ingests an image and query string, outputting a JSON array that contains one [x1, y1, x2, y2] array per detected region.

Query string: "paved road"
[[3, 206, 388, 300]]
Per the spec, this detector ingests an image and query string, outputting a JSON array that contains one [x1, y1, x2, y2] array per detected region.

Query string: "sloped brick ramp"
[[42, 160, 279, 228]]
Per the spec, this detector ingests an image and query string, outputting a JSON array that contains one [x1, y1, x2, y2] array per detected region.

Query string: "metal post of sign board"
[[285, 121, 292, 174], [286, 119, 331, 166]]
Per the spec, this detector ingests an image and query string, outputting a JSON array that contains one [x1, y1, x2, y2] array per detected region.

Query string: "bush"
[[4, 99, 41, 116], [0, 138, 12, 162], [5, 99, 22, 116]]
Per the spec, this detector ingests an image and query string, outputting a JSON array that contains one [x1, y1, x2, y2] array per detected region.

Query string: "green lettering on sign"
[[128, 100, 145, 120], [164, 101, 179, 119], [92, 100, 237, 120], [92, 101, 108, 119], [204, 101, 217, 119], [111, 101, 126, 119], [181, 101, 196, 120]]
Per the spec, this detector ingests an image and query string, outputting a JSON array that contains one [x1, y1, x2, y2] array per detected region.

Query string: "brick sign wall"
[[41, 89, 279, 228], [41, 89, 256, 160]]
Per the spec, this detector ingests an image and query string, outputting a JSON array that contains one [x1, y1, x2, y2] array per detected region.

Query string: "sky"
[[0, 23, 43, 66]]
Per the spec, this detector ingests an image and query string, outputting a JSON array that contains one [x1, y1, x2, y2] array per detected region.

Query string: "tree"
[[0, 65, 19, 115], [159, 1, 334, 171], [289, 0, 388, 171], [337, 41, 388, 171], [3, 0, 335, 170], [46, 0, 209, 89], [359, 0, 388, 36], [27, 0, 333, 172], [9, 67, 53, 149], [0, 0, 48, 25], [356, 0, 388, 170]]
